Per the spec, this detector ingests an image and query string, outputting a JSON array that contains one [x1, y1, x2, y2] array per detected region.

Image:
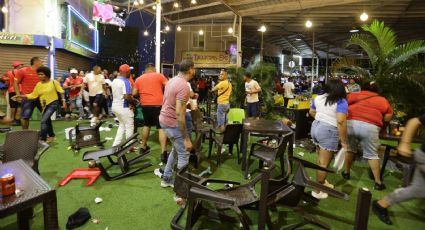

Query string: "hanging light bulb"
[[165, 25, 170, 31], [144, 30, 149, 36], [258, 25, 266, 32], [228, 27, 234, 34], [199, 29, 204, 35], [360, 12, 368, 21], [1, 6, 8, 13], [118, 27, 123, 32], [305, 20, 313, 28], [139, 0, 144, 4], [191, 0, 197, 4], [134, 0, 139, 6], [173, 2, 179, 8], [177, 25, 182, 31], [152, 5, 156, 10]]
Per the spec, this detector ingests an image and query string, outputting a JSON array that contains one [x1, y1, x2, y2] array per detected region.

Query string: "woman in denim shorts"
[[309, 80, 348, 199]]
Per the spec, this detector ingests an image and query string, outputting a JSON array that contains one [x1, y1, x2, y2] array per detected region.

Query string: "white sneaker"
[[154, 168, 163, 178], [161, 178, 174, 188], [311, 191, 328, 199], [324, 180, 334, 189]]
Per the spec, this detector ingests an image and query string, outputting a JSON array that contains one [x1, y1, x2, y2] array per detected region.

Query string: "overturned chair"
[[69, 121, 106, 152], [82, 133, 152, 181]]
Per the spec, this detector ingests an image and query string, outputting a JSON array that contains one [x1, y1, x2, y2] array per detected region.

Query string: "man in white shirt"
[[283, 77, 295, 108], [111, 64, 135, 147], [244, 73, 261, 118], [84, 66, 108, 125]]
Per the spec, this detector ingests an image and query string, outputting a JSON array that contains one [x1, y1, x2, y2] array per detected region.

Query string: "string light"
[[134, 1, 139, 6], [118, 27, 123, 32], [360, 12, 368, 21], [191, 0, 197, 4], [1, 6, 8, 13], [228, 27, 234, 34], [165, 25, 170, 31], [258, 25, 266, 32], [305, 20, 313, 28], [139, 0, 144, 4], [199, 29, 204, 35], [152, 5, 156, 10], [173, 2, 179, 8], [144, 30, 149, 36], [177, 25, 182, 31]]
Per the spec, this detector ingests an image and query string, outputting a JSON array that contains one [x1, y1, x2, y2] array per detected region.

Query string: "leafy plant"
[[251, 62, 277, 116], [332, 20, 425, 118], [228, 67, 247, 108]]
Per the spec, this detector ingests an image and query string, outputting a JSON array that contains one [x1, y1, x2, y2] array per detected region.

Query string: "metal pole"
[[155, 0, 161, 72], [311, 31, 315, 92], [260, 32, 264, 62], [325, 44, 329, 83], [237, 16, 242, 67], [3, 0, 9, 32]]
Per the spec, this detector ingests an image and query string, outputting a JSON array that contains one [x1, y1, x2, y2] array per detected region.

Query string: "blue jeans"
[[217, 103, 230, 127], [161, 124, 189, 180], [40, 101, 58, 141], [69, 96, 84, 117]]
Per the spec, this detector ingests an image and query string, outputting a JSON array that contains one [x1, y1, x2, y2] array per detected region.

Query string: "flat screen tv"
[[68, 5, 98, 53]]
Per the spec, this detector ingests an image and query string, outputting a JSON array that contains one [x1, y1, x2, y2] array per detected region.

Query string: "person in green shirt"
[[13, 67, 67, 143]]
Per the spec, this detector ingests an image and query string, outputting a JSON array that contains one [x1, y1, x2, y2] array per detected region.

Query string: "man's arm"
[[102, 84, 109, 97], [336, 113, 348, 150], [176, 99, 192, 151], [13, 71, 21, 95], [132, 88, 139, 97], [211, 82, 221, 92]]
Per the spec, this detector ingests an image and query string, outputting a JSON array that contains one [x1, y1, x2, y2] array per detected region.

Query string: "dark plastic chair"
[[189, 132, 203, 169], [69, 121, 106, 152], [191, 109, 215, 142], [246, 131, 293, 178], [82, 133, 152, 181], [208, 123, 243, 165], [380, 144, 415, 187], [1, 130, 49, 174]]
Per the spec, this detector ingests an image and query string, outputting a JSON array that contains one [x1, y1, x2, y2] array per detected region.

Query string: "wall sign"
[[182, 51, 230, 64], [0, 32, 35, 45]]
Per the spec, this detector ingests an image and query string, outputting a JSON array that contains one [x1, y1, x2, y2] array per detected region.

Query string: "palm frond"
[[332, 57, 372, 78], [362, 20, 397, 59], [389, 40, 425, 68], [347, 34, 379, 68]]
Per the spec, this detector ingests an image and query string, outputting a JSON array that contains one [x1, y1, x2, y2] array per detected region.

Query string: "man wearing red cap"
[[63, 68, 85, 120], [2, 61, 24, 125], [111, 64, 136, 146], [14, 57, 43, 129]]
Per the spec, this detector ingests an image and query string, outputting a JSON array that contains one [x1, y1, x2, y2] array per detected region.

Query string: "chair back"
[[3, 130, 40, 166], [189, 133, 203, 168], [227, 108, 245, 124], [174, 166, 209, 199], [222, 124, 243, 144]]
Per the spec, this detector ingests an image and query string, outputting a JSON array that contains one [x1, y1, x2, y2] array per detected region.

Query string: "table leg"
[[17, 208, 32, 230], [43, 193, 59, 230], [241, 130, 249, 178], [380, 146, 392, 181]]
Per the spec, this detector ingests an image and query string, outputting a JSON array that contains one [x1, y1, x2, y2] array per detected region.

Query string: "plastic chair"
[[1, 130, 49, 174], [69, 121, 106, 152], [208, 124, 243, 165], [227, 108, 245, 124]]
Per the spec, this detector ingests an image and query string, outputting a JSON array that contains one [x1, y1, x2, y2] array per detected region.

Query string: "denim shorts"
[[21, 99, 42, 119], [217, 103, 230, 126], [311, 120, 339, 152], [247, 102, 260, 117], [347, 120, 380, 160]]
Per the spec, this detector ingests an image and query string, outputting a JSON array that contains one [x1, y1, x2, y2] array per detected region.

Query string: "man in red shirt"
[[342, 81, 393, 190], [133, 63, 168, 163], [197, 78, 206, 103], [63, 68, 85, 119], [2, 61, 24, 125], [14, 57, 43, 129]]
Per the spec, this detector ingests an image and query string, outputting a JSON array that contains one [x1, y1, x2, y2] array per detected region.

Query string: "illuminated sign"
[[182, 51, 230, 64], [68, 5, 98, 54], [0, 32, 34, 45]]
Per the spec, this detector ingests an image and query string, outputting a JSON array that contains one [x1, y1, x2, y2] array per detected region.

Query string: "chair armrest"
[[189, 187, 235, 205], [35, 141, 49, 161], [202, 178, 241, 186], [290, 156, 335, 173]]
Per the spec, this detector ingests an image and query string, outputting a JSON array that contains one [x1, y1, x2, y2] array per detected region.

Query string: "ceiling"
[[110, 0, 425, 58]]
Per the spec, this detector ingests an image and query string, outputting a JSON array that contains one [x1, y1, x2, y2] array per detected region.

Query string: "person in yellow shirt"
[[13, 67, 67, 143], [211, 69, 232, 131]]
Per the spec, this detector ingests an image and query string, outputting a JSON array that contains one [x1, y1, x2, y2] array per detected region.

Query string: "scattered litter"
[[159, 162, 163, 166], [105, 227, 109, 230], [293, 144, 296, 148], [247, 174, 251, 180], [299, 144, 304, 148], [67, 146, 72, 150], [94, 197, 103, 204], [297, 152, 305, 157], [15, 188, 24, 197], [104, 137, 113, 141], [92, 219, 100, 224]]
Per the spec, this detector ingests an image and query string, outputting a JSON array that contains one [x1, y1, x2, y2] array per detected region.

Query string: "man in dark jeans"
[[372, 115, 425, 225]]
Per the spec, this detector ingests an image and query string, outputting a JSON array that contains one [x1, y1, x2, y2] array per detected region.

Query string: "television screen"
[[68, 5, 98, 53], [93, 2, 126, 27]]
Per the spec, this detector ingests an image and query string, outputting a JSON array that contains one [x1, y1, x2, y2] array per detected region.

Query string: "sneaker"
[[154, 168, 163, 178], [46, 137, 56, 143], [311, 191, 328, 199], [372, 200, 392, 225], [374, 182, 386, 191], [139, 146, 151, 155], [342, 171, 350, 180], [161, 177, 174, 188], [160, 151, 168, 164], [323, 180, 334, 189]]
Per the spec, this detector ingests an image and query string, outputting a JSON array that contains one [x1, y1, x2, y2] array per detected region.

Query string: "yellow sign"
[[182, 51, 230, 64], [0, 32, 34, 45]]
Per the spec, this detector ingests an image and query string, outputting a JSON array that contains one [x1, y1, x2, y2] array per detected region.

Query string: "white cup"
[[190, 99, 198, 110]]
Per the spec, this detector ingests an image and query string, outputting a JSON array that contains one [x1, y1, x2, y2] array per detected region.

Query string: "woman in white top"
[[309, 80, 348, 199]]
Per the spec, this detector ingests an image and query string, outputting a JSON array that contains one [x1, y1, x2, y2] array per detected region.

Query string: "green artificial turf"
[[1, 119, 424, 230]]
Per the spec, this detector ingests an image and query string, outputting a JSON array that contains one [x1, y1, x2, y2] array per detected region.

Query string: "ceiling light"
[[144, 30, 149, 36], [305, 20, 312, 28], [349, 29, 359, 33], [258, 25, 266, 33], [118, 27, 123, 32], [199, 29, 204, 35], [191, 0, 197, 4], [152, 5, 156, 10], [134, 1, 139, 6], [228, 27, 234, 34], [173, 2, 179, 8], [360, 12, 368, 21], [139, 0, 144, 4], [177, 25, 182, 31], [295, 38, 302, 41], [161, 40, 165, 44], [165, 25, 170, 31], [1, 6, 8, 13]]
